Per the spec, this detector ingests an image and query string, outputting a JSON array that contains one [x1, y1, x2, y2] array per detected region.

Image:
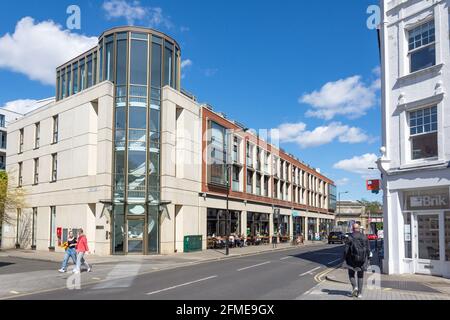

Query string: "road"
[[3, 244, 345, 300]]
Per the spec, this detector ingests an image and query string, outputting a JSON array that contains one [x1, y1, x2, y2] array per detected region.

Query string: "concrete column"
[[269, 213, 274, 243], [304, 216, 309, 242], [241, 211, 247, 237], [289, 215, 293, 240]]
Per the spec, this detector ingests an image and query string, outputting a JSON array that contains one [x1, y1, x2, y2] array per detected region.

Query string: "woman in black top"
[[58, 231, 77, 273]]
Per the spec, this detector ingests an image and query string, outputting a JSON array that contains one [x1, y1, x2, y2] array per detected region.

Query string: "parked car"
[[328, 231, 345, 244], [367, 234, 378, 241]]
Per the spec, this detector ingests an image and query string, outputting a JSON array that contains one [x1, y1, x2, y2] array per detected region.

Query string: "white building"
[[378, 0, 450, 278]]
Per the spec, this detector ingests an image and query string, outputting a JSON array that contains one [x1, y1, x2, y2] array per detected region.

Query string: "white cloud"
[[102, 0, 173, 29], [333, 153, 379, 175], [335, 178, 350, 186], [181, 59, 193, 69], [300, 75, 379, 120], [0, 17, 97, 85], [272, 122, 370, 149], [204, 68, 218, 77], [1, 99, 38, 114]]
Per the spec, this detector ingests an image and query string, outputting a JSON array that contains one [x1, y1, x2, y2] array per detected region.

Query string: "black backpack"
[[349, 235, 366, 265]]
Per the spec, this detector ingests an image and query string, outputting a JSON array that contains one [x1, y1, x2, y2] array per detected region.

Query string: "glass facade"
[[56, 28, 180, 255]]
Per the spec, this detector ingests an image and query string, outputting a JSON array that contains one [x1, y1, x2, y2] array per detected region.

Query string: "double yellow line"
[[314, 266, 340, 283]]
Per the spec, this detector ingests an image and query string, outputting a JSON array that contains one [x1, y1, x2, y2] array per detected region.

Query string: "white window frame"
[[407, 19, 436, 74]]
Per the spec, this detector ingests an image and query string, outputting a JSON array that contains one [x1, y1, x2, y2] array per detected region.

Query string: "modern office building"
[[1, 26, 336, 255], [378, 0, 450, 278]]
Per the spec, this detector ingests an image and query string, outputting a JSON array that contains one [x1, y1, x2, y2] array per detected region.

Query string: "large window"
[[247, 213, 269, 237], [79, 59, 86, 91], [0, 114, 4, 127], [408, 20, 435, 73], [87, 55, 93, 88], [18, 162, 23, 187], [72, 62, 79, 94], [256, 173, 261, 195], [208, 121, 227, 186], [130, 35, 148, 85], [232, 165, 240, 192], [116, 34, 128, 86], [207, 209, 240, 237], [409, 106, 438, 160], [246, 170, 253, 194], [404, 212, 412, 259], [105, 36, 114, 81], [164, 41, 173, 87]]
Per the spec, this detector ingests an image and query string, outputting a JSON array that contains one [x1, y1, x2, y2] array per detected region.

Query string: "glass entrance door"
[[414, 213, 442, 276], [127, 219, 145, 254]]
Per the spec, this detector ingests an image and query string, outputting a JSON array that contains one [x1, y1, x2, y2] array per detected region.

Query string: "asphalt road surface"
[[6, 244, 345, 300]]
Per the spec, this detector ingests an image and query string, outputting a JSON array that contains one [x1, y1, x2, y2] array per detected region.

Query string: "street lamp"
[[337, 191, 349, 231], [225, 126, 248, 256]]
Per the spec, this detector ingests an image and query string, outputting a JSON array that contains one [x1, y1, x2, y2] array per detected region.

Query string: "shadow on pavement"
[[321, 289, 351, 297], [0, 262, 14, 268], [290, 245, 345, 267]]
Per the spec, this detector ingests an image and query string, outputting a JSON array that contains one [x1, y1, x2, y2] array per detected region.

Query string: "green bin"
[[184, 235, 203, 253]]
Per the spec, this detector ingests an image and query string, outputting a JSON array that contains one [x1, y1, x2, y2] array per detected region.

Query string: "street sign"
[[366, 179, 380, 191]]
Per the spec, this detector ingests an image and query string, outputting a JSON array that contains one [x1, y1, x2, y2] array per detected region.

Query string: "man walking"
[[343, 223, 371, 298]]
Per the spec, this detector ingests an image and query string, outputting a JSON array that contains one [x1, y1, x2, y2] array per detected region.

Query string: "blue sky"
[[0, 0, 382, 202]]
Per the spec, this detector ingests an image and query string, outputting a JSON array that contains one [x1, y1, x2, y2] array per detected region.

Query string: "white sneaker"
[[352, 288, 359, 297], [87, 267, 92, 272], [58, 268, 66, 273], [357, 294, 363, 299]]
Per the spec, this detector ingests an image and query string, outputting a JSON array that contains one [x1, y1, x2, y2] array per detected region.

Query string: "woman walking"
[[73, 228, 92, 274], [58, 231, 77, 273]]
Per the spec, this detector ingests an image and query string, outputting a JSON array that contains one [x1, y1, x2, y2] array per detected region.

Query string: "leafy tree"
[[358, 199, 382, 215], [0, 171, 27, 225]]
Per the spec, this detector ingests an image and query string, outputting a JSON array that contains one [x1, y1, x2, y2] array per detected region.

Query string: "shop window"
[[404, 212, 412, 259]]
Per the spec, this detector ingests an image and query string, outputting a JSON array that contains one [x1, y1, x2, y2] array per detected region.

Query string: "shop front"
[[246, 212, 269, 237], [207, 208, 241, 237], [402, 188, 450, 278], [307, 218, 318, 241], [292, 211, 305, 237], [273, 211, 290, 241]]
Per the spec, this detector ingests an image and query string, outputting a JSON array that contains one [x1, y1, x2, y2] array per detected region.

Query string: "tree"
[[358, 199, 382, 215], [0, 171, 27, 225]]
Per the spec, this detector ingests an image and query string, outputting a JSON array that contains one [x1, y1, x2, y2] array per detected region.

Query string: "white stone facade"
[[379, 0, 450, 278]]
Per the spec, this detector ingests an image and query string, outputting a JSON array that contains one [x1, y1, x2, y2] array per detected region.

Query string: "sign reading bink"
[[404, 188, 450, 210]]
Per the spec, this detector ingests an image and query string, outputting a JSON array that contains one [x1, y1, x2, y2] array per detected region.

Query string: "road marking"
[[237, 261, 271, 271], [92, 277, 101, 280], [314, 268, 334, 283], [146, 276, 218, 295], [280, 256, 292, 260], [327, 258, 341, 265], [9, 291, 20, 295], [299, 266, 321, 277]]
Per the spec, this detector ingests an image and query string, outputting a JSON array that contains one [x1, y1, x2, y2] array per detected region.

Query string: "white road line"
[[147, 276, 218, 295], [237, 261, 271, 271], [280, 256, 292, 260], [299, 266, 321, 277], [327, 258, 342, 265]]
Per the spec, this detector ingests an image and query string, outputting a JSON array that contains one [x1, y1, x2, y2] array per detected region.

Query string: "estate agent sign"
[[404, 188, 450, 211]]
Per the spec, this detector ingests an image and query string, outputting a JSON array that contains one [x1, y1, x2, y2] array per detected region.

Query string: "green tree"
[[0, 171, 27, 225]]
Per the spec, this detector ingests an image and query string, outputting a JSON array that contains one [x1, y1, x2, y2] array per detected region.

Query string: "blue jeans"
[[60, 248, 77, 271], [74, 252, 90, 272]]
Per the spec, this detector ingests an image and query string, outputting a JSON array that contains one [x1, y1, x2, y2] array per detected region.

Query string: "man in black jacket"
[[344, 223, 371, 298]]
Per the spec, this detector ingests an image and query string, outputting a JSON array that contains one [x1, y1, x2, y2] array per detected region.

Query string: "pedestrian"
[[58, 230, 77, 273], [343, 223, 371, 298], [72, 228, 92, 274]]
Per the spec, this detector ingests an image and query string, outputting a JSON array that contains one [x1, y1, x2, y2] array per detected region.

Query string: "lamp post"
[[225, 126, 248, 256], [337, 191, 349, 231]]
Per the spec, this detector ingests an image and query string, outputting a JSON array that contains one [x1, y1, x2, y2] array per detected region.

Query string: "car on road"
[[367, 234, 378, 241], [328, 231, 345, 244]]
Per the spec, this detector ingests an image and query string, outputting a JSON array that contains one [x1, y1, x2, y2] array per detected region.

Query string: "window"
[[256, 148, 261, 171], [232, 136, 240, 163], [246, 169, 253, 194], [18, 162, 23, 187], [32, 208, 37, 248], [164, 41, 173, 87], [49, 206, 56, 248], [52, 115, 59, 143], [0, 131, 6, 149], [409, 106, 438, 160], [408, 20, 435, 73], [130, 38, 148, 85], [264, 152, 269, 173], [33, 158, 39, 185], [79, 59, 86, 90], [34, 122, 40, 149], [0, 114, 5, 127], [208, 121, 227, 186], [105, 36, 114, 81], [246, 142, 253, 168], [264, 176, 269, 197], [19, 128, 24, 153], [15, 208, 21, 246], [256, 173, 261, 195], [72, 62, 79, 94], [87, 55, 93, 88], [116, 36, 127, 85], [232, 165, 240, 191], [51, 153, 57, 182]]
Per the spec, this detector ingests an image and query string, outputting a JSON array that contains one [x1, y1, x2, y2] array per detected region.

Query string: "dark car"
[[328, 231, 345, 244]]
